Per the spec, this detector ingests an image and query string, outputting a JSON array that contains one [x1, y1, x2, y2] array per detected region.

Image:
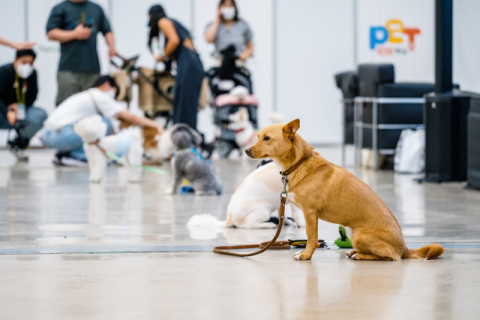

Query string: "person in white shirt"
[[43, 75, 163, 166]]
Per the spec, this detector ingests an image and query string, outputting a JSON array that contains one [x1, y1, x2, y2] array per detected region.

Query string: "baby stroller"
[[207, 46, 257, 157]]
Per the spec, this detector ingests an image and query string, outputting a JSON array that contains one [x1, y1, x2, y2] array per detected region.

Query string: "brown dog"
[[245, 119, 444, 261]]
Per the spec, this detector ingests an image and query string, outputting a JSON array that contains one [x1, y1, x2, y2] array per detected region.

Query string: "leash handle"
[[213, 196, 287, 257]]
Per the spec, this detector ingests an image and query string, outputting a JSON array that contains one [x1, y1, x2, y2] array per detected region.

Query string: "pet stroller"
[[207, 46, 258, 157], [207, 45, 253, 100]]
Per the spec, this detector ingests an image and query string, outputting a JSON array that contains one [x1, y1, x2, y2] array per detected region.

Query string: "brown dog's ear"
[[282, 119, 300, 140]]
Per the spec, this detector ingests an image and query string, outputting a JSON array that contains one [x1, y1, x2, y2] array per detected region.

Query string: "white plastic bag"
[[394, 129, 425, 174]]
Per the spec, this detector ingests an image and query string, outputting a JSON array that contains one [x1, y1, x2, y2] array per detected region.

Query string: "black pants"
[[173, 48, 204, 130]]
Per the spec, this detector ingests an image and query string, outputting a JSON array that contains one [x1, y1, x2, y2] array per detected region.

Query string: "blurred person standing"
[[148, 5, 204, 130], [0, 50, 47, 161], [204, 0, 254, 63], [46, 0, 117, 106]]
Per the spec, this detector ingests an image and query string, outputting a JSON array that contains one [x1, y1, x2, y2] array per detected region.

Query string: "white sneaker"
[[8, 146, 28, 162], [60, 157, 89, 167]]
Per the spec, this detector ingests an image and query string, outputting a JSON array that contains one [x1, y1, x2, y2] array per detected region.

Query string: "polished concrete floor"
[[1, 147, 480, 319]]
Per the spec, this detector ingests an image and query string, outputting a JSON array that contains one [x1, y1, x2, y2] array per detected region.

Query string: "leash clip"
[[281, 175, 288, 199]]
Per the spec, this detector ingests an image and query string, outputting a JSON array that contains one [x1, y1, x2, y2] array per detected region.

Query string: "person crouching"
[[0, 49, 47, 161], [42, 75, 163, 166]]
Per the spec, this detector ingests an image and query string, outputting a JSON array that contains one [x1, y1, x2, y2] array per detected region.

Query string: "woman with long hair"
[[148, 5, 204, 130], [204, 0, 254, 63]]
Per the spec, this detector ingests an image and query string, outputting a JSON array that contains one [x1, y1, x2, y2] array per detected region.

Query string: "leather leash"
[[213, 156, 308, 257]]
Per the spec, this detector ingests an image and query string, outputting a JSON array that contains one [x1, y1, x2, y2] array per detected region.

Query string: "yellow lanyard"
[[15, 75, 27, 105]]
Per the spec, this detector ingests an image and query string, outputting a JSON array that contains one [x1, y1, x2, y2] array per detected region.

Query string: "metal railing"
[[352, 97, 425, 170]]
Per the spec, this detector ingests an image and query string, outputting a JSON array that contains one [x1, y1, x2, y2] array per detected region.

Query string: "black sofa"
[[336, 64, 435, 150], [335, 71, 358, 145], [468, 94, 480, 189]]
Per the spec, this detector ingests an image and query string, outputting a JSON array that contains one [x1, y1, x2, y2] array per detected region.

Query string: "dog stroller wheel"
[[216, 140, 235, 158]]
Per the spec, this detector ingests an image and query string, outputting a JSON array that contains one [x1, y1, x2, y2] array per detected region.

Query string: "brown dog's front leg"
[[293, 212, 318, 261]]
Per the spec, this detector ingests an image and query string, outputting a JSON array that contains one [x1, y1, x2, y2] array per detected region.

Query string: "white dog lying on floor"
[[188, 162, 306, 229], [74, 115, 144, 183]]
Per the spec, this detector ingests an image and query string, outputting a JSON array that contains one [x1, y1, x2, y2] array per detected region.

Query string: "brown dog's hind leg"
[[346, 249, 358, 258], [349, 245, 401, 261], [351, 233, 402, 261], [351, 253, 393, 261]]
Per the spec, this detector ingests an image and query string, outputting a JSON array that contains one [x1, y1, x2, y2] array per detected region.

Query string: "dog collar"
[[174, 148, 203, 160], [280, 156, 309, 176]]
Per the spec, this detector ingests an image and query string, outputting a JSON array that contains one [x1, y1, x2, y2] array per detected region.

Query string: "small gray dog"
[[164, 124, 223, 196]]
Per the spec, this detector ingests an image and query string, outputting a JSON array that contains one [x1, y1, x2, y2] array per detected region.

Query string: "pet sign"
[[370, 19, 421, 56], [356, 0, 434, 82]]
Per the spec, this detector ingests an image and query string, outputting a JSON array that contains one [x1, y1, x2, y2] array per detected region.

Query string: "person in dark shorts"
[[46, 0, 117, 106]]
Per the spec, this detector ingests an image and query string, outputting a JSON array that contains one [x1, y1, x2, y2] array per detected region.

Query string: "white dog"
[[229, 101, 285, 153], [188, 162, 306, 229], [74, 115, 144, 183], [228, 107, 257, 151]]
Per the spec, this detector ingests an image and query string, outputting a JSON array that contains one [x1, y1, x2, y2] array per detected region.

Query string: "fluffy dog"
[[164, 124, 222, 196], [188, 162, 305, 229], [245, 119, 444, 261], [74, 115, 143, 183], [229, 108, 286, 154], [229, 85, 249, 100]]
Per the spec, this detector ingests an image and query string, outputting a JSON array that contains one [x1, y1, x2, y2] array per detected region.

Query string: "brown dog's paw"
[[346, 249, 358, 259], [293, 251, 311, 261]]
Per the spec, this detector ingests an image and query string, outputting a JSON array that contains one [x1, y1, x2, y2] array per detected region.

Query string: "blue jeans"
[[43, 118, 113, 161], [0, 106, 48, 142]]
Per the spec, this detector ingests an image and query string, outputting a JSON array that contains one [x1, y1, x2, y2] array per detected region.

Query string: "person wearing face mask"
[[43, 75, 163, 166], [0, 49, 47, 161], [205, 0, 254, 64]]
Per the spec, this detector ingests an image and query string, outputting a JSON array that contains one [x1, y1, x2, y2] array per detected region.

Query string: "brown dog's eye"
[[263, 136, 270, 141]]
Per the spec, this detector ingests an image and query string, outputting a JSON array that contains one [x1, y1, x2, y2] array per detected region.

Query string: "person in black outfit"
[[148, 5, 204, 130], [0, 49, 47, 161]]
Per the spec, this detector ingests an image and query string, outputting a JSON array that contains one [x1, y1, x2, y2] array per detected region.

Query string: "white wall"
[[0, 0, 25, 63], [0, 0, 355, 146], [453, 0, 480, 92], [0, 0, 26, 146], [276, 0, 355, 144], [356, 0, 435, 82], [3, 0, 479, 148]]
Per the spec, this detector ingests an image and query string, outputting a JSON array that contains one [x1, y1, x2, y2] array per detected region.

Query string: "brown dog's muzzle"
[[245, 147, 254, 158]]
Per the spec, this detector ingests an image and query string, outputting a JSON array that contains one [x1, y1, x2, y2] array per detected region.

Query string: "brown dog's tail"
[[407, 244, 445, 260]]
